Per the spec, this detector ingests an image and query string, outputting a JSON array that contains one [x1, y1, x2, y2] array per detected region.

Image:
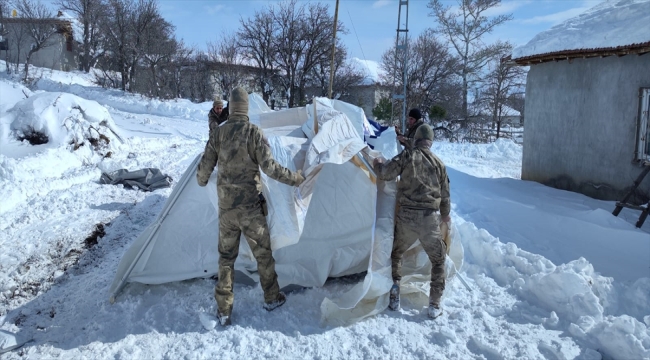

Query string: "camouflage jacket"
[[208, 107, 229, 132], [374, 143, 450, 216], [399, 120, 424, 149], [197, 114, 302, 209]]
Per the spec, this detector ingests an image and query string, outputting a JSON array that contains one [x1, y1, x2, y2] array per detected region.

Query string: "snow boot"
[[263, 292, 286, 311], [427, 305, 443, 319], [388, 284, 400, 311], [217, 311, 232, 326], [428, 290, 443, 318]]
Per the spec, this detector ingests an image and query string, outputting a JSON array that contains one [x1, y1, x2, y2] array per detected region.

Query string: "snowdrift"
[[109, 95, 464, 325], [4, 92, 123, 160]]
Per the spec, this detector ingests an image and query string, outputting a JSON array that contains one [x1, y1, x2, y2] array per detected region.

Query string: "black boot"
[[263, 292, 286, 311], [388, 283, 400, 311]]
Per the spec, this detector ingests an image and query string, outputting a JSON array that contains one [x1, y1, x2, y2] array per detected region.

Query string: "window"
[[636, 88, 650, 162]]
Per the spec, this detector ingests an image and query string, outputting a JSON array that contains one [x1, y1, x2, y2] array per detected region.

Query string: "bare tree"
[[479, 42, 526, 138], [294, 1, 341, 105], [305, 41, 364, 99], [270, 0, 306, 107], [185, 53, 215, 103], [125, 0, 162, 92], [237, 4, 279, 103], [428, 0, 512, 123], [100, 0, 131, 90], [0, 0, 9, 15], [207, 31, 247, 100], [136, 13, 177, 97], [380, 29, 460, 125], [100, 0, 166, 92], [11, 0, 60, 81], [54, 0, 107, 72], [164, 41, 193, 99], [2, 3, 30, 73], [269, 0, 342, 107], [237, 0, 347, 107]]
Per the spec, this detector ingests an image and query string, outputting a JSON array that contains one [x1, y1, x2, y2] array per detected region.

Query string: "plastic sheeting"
[[0, 330, 29, 354], [100, 168, 173, 191], [109, 96, 375, 301]]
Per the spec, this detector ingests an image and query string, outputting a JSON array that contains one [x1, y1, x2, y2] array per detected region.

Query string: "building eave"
[[509, 41, 650, 66]]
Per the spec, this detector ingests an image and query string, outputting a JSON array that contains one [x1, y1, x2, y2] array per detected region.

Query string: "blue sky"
[[154, 0, 602, 62]]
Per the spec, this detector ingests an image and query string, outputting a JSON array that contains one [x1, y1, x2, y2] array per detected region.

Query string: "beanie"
[[414, 124, 434, 141], [213, 98, 224, 108], [408, 108, 422, 120], [229, 87, 248, 117]]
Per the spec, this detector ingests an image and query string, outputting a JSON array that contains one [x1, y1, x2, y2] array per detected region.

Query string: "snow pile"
[[7, 92, 123, 158], [37, 78, 211, 121], [0, 79, 32, 113], [0, 79, 32, 145], [458, 220, 650, 360], [512, 0, 650, 59], [432, 138, 522, 179]]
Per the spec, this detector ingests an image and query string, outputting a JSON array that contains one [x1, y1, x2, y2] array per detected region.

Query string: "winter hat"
[[213, 98, 224, 108], [414, 124, 434, 141], [408, 108, 422, 120], [229, 87, 248, 117]]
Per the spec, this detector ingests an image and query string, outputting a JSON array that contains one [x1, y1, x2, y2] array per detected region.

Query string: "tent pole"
[[355, 153, 377, 178], [328, 0, 340, 99]]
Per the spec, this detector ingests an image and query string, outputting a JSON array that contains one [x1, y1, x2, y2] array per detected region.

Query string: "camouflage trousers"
[[215, 204, 280, 316], [391, 207, 447, 307]]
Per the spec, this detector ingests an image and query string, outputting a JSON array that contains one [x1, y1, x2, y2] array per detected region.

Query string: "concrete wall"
[[522, 54, 650, 203], [4, 23, 78, 72]]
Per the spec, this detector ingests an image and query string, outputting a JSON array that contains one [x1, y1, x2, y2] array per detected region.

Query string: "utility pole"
[[392, 0, 409, 133], [328, 0, 340, 99]]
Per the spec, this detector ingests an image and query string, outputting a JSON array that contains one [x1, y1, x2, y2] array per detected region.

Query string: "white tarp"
[[109, 95, 464, 325]]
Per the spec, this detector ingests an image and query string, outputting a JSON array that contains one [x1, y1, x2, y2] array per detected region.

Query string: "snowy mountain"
[[0, 61, 648, 359]]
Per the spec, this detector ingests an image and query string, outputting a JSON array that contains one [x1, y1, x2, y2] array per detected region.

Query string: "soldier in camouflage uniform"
[[396, 108, 425, 149], [373, 123, 451, 319], [208, 98, 229, 132], [197, 87, 304, 326]]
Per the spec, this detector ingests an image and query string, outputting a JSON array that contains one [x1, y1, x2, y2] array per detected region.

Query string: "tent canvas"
[[109, 95, 463, 325]]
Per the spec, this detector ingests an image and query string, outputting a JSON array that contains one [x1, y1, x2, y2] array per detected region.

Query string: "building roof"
[[1, 17, 74, 37], [511, 0, 650, 65]]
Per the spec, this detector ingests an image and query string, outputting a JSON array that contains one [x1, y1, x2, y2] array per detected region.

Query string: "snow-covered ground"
[[0, 62, 648, 359]]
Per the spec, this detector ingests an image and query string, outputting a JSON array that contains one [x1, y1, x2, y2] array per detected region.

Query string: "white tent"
[[109, 95, 464, 325]]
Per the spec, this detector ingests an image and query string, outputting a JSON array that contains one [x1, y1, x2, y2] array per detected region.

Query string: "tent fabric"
[[108, 97, 375, 301], [100, 168, 172, 191], [108, 95, 464, 325]]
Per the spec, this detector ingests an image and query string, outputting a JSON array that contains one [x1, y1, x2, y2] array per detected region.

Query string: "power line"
[[346, 10, 372, 77]]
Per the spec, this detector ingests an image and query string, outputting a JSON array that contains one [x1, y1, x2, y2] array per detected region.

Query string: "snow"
[[1, 61, 649, 359], [512, 0, 650, 59], [472, 103, 521, 118], [351, 57, 385, 85], [55, 11, 85, 45]]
